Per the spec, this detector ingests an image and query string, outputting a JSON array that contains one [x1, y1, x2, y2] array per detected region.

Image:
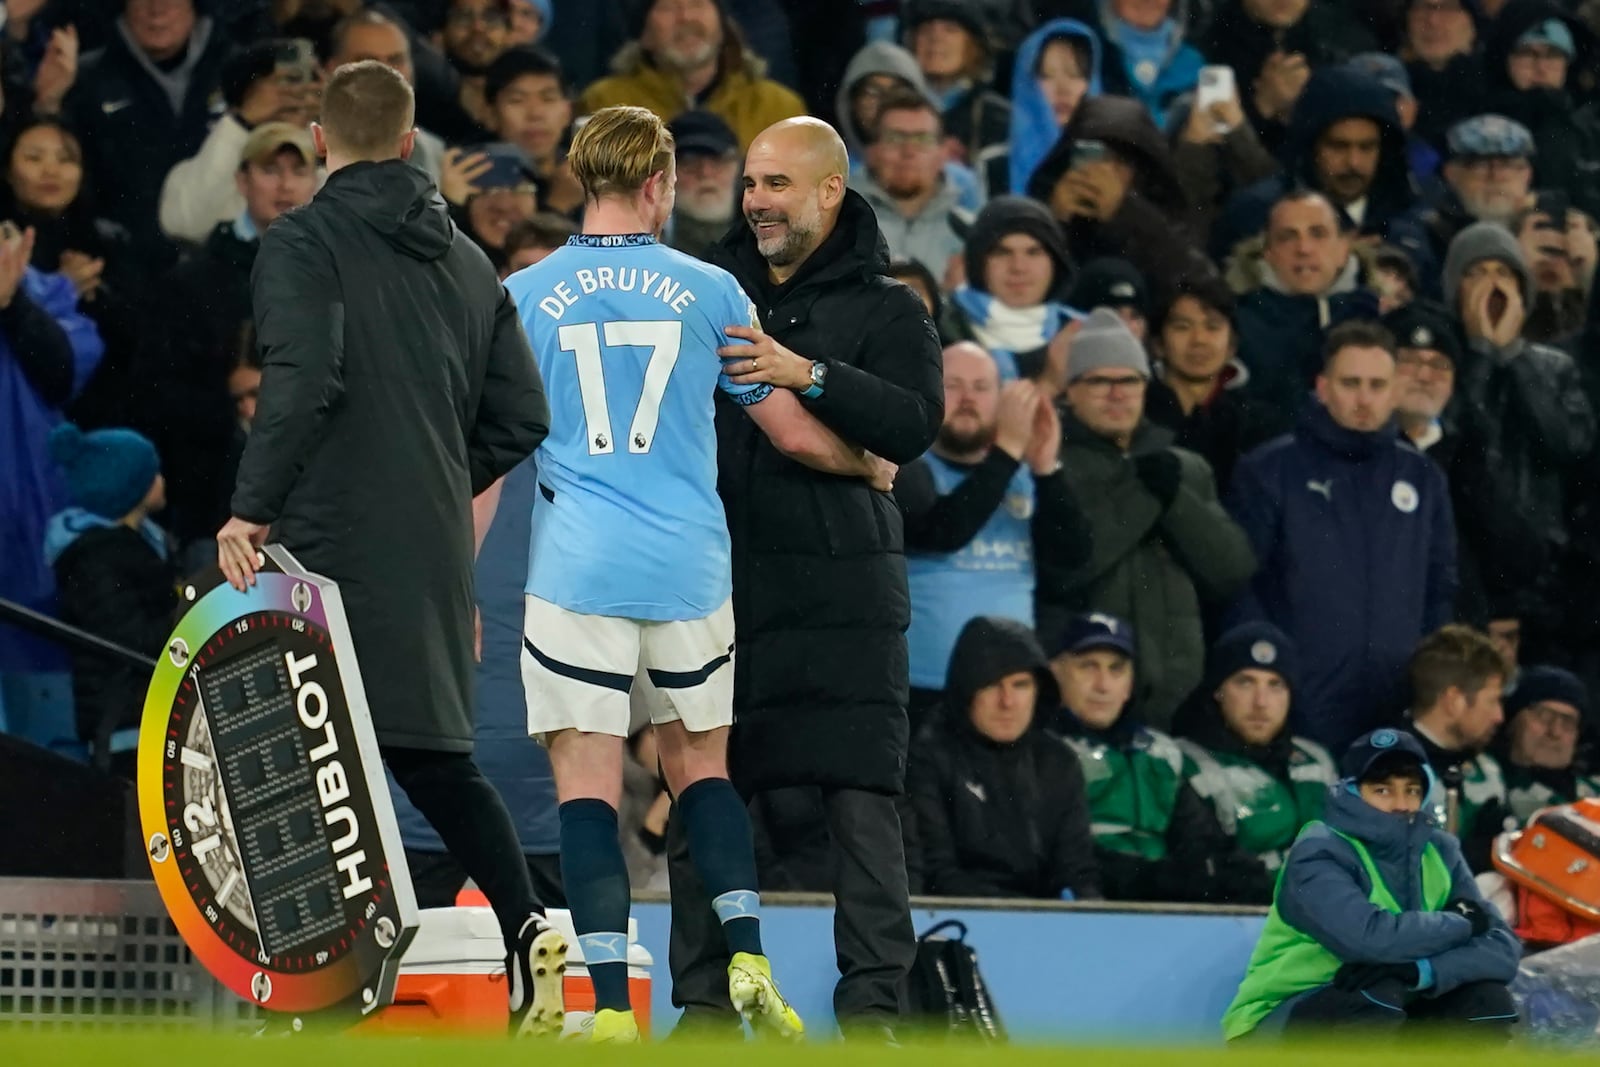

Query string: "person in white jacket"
[[159, 11, 446, 244]]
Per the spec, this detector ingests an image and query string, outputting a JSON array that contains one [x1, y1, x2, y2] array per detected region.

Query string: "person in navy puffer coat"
[[1227, 320, 1456, 754]]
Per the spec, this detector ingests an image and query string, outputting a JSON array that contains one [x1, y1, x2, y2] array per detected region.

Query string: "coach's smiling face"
[[741, 121, 847, 277]]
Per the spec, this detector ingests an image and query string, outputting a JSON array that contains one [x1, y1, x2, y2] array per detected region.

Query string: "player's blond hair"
[[568, 106, 675, 202]]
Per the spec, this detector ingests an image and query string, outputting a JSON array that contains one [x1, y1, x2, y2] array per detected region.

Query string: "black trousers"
[[407, 847, 566, 909], [666, 784, 916, 1032], [384, 746, 545, 948], [1287, 979, 1518, 1036]]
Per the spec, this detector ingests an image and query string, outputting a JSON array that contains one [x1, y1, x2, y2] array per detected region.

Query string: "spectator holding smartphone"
[[159, 38, 324, 244], [1027, 95, 1215, 308], [1513, 194, 1598, 344]]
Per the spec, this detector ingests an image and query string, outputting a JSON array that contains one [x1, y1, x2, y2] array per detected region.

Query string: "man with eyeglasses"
[[1500, 667, 1600, 822], [1228, 321, 1457, 754], [1048, 307, 1255, 729], [852, 88, 970, 282], [1481, 1, 1600, 220], [1383, 301, 1460, 455], [1420, 115, 1536, 271]]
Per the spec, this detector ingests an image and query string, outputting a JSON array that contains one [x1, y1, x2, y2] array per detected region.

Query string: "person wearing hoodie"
[[1442, 222, 1595, 643], [579, 0, 805, 151], [1221, 728, 1520, 1039], [942, 196, 1082, 383], [1481, 0, 1600, 222], [1008, 18, 1104, 195], [851, 88, 973, 280], [1026, 94, 1216, 309], [1050, 308, 1256, 728], [905, 616, 1102, 900], [1402, 0, 1490, 155], [216, 61, 564, 1036], [834, 38, 984, 209], [1052, 612, 1273, 903], [1211, 65, 1432, 286], [1144, 276, 1279, 496], [1228, 320, 1458, 754], [1092, 0, 1205, 128], [41, 423, 174, 776], [1497, 665, 1600, 821], [902, 0, 1012, 196], [1173, 622, 1336, 873], [1200, 0, 1379, 156], [1231, 190, 1381, 424]]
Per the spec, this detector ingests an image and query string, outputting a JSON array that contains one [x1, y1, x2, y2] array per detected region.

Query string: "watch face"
[[140, 551, 416, 1016]]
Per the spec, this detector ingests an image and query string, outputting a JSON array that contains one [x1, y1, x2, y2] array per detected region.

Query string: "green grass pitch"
[[4, 1032, 1600, 1066]]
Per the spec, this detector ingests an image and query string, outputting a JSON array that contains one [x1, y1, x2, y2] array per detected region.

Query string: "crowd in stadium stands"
[[7, 0, 1600, 909]]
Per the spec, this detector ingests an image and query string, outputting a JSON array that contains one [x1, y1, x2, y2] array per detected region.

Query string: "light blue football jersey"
[[505, 233, 770, 621]]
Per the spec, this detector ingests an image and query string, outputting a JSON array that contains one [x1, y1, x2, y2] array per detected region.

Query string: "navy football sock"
[[679, 777, 763, 957], [558, 798, 632, 1012]]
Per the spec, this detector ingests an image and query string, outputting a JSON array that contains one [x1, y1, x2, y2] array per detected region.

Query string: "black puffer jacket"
[[905, 617, 1101, 900], [709, 191, 944, 795], [233, 161, 549, 752]]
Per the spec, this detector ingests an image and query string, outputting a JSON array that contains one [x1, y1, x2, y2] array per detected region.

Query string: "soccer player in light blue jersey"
[[502, 106, 880, 1043]]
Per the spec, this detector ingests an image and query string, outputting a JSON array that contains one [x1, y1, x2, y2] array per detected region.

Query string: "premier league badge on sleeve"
[[138, 546, 418, 1020]]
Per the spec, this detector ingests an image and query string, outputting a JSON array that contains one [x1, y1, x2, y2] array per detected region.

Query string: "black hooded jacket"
[[1210, 66, 1430, 279], [233, 160, 550, 751], [708, 190, 944, 796], [1482, 0, 1600, 220], [1026, 95, 1217, 307], [905, 617, 1102, 900], [1200, 0, 1378, 152]]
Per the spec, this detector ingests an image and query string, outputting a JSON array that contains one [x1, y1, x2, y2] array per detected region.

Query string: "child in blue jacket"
[[1223, 728, 1520, 1038]]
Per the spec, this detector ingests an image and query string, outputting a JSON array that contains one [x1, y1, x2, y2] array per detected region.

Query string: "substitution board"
[[138, 545, 418, 1019]]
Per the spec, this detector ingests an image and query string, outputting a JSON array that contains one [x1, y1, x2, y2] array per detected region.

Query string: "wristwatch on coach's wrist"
[[801, 360, 827, 399]]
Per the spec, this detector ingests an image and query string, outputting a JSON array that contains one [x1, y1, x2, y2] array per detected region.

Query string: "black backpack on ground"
[[902, 919, 1006, 1040]]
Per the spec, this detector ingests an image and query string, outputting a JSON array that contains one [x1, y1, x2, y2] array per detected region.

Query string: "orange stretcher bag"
[[1493, 798, 1600, 946]]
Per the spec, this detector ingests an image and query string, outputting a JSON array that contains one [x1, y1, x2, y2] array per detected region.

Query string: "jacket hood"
[[1009, 19, 1105, 195], [1321, 774, 1442, 864], [318, 160, 454, 262], [836, 41, 937, 154], [1025, 95, 1186, 217], [943, 616, 1061, 735], [711, 187, 890, 292], [1286, 66, 1413, 215], [1442, 221, 1533, 308], [1299, 400, 1400, 460], [1483, 0, 1595, 94], [42, 508, 168, 567]]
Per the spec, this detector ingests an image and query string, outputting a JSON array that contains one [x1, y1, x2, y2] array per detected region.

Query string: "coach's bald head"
[[742, 118, 850, 283]]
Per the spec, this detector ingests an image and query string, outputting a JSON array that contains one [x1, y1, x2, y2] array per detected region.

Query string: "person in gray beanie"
[[1442, 221, 1594, 655], [1046, 305, 1255, 727]]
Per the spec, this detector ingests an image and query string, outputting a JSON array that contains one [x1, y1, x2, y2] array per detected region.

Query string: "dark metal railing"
[[0, 597, 157, 669]]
